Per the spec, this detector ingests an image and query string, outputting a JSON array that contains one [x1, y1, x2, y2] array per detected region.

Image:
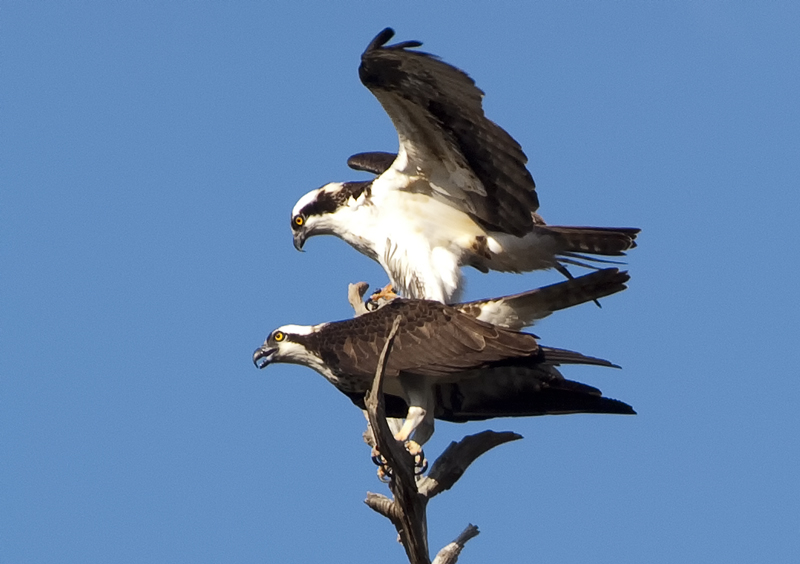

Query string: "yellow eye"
[[293, 215, 304, 227], [273, 331, 285, 342]]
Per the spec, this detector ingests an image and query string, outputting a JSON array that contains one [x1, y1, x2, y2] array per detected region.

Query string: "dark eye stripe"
[[300, 181, 373, 218]]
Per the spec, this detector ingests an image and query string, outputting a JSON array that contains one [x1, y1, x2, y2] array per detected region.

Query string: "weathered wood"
[[365, 492, 399, 522], [432, 524, 480, 564], [365, 315, 430, 564], [348, 282, 370, 316], [418, 431, 523, 499], [363, 314, 523, 563]]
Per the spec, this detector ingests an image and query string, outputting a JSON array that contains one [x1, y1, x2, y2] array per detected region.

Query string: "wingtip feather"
[[367, 28, 395, 52]]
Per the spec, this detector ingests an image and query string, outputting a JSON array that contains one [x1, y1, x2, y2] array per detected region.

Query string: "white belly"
[[369, 191, 485, 301]]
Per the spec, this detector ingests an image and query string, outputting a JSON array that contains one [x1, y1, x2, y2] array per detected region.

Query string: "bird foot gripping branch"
[[367, 283, 399, 311], [372, 441, 428, 482]]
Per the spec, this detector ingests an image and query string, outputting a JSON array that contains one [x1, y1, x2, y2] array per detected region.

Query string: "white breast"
[[371, 190, 484, 301]]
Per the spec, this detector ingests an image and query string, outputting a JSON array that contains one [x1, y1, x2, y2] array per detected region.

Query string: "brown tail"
[[537, 225, 639, 261], [501, 268, 629, 317], [456, 268, 629, 329]]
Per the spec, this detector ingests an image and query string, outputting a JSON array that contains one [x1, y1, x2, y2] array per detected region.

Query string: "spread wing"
[[457, 268, 630, 330], [359, 28, 539, 237]]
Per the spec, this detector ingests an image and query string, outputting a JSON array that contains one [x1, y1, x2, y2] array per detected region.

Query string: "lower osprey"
[[253, 298, 634, 448], [291, 28, 639, 302]]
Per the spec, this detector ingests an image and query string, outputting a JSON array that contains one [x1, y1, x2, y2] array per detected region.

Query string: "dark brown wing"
[[359, 28, 538, 236], [435, 369, 636, 422], [343, 369, 635, 420], [347, 151, 397, 175], [315, 299, 543, 380]]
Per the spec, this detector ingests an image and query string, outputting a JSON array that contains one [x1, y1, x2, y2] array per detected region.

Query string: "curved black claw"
[[371, 447, 387, 468], [412, 448, 428, 476], [371, 447, 393, 481], [403, 440, 428, 476], [376, 465, 392, 483], [370, 442, 428, 481]]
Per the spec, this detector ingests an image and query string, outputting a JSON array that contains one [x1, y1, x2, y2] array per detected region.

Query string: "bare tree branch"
[[348, 282, 370, 316], [432, 524, 480, 564], [418, 431, 523, 499], [362, 315, 523, 563], [365, 315, 430, 564], [365, 492, 400, 522]]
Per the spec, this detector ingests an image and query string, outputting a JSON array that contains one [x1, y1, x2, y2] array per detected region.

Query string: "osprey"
[[358, 267, 630, 330], [291, 28, 640, 302], [253, 298, 634, 447]]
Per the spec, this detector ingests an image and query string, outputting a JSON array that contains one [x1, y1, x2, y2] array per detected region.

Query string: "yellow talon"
[[370, 283, 399, 302]]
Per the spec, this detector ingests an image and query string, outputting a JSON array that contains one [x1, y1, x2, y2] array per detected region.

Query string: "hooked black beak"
[[292, 229, 306, 252], [253, 344, 275, 369]]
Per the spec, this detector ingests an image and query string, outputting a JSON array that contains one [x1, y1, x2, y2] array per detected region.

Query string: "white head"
[[290, 181, 372, 250], [252, 323, 337, 382]]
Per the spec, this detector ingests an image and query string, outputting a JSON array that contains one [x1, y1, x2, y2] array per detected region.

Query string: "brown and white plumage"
[[253, 298, 634, 445], [360, 267, 630, 330], [290, 28, 639, 302]]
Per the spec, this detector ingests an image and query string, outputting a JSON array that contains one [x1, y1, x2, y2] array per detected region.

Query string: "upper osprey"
[[291, 28, 639, 302]]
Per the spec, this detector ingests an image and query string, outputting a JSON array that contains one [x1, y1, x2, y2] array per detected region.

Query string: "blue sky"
[[3, 2, 799, 563]]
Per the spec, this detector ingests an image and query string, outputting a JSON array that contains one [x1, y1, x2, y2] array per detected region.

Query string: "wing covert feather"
[[316, 300, 543, 380]]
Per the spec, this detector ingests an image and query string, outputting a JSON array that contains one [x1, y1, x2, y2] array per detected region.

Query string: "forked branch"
[[363, 314, 523, 564]]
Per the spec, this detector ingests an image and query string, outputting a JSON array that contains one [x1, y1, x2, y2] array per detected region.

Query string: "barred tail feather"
[[501, 267, 628, 317], [538, 225, 640, 257], [461, 268, 630, 329]]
